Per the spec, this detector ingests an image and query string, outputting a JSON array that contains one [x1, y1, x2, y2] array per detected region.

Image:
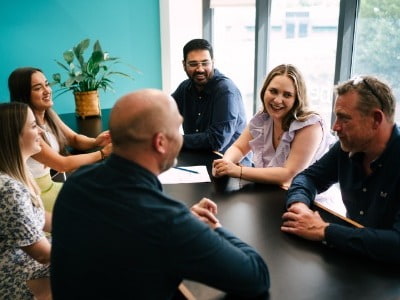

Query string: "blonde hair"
[[260, 64, 316, 131], [0, 102, 41, 206]]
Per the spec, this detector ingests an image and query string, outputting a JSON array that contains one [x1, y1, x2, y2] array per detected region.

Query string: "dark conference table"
[[165, 151, 400, 300], [60, 110, 400, 300]]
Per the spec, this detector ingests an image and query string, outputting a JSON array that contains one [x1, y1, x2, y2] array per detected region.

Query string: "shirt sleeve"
[[325, 221, 400, 263], [0, 178, 45, 248], [183, 88, 244, 151], [171, 85, 183, 110], [286, 142, 400, 263], [286, 142, 341, 208], [166, 210, 270, 297]]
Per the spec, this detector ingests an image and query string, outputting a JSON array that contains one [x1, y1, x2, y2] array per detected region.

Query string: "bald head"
[[109, 89, 182, 153]]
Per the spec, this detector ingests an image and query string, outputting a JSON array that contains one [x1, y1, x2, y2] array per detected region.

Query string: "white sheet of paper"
[[158, 165, 211, 184]]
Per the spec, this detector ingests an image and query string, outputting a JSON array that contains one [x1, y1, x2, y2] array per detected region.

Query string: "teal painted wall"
[[0, 0, 161, 114]]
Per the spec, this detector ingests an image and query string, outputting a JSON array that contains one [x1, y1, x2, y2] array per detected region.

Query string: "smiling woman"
[[212, 64, 335, 189], [8, 67, 113, 212], [0, 102, 52, 299]]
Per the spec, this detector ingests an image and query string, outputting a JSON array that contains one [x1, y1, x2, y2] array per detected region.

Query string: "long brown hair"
[[8, 67, 67, 154], [260, 64, 316, 131]]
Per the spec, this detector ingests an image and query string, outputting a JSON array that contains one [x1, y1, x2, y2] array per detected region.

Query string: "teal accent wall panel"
[[0, 0, 161, 114]]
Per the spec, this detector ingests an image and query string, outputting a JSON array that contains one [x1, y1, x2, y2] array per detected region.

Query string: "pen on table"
[[173, 166, 199, 174], [212, 151, 224, 158]]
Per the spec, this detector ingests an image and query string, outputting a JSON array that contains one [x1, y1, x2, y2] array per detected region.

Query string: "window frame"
[[203, 0, 360, 127]]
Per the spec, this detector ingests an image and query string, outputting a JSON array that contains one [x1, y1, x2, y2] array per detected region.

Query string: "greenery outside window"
[[352, 0, 400, 123]]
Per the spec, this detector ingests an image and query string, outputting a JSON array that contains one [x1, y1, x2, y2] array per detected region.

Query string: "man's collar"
[[349, 124, 399, 163]]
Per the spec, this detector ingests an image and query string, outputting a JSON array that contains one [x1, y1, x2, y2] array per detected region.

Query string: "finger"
[[281, 225, 296, 234], [282, 212, 290, 220], [282, 211, 297, 221], [205, 212, 219, 224], [191, 206, 204, 216], [199, 198, 217, 211], [204, 199, 218, 214], [192, 207, 218, 224], [213, 159, 223, 167], [281, 220, 297, 228], [198, 198, 210, 207], [217, 166, 225, 175], [196, 208, 219, 224]]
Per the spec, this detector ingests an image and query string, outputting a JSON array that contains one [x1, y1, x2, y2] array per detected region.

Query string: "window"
[[299, 23, 308, 37], [352, 0, 400, 123], [286, 22, 295, 38], [163, 0, 399, 126], [210, 0, 339, 125], [269, 0, 340, 125], [212, 2, 256, 121]]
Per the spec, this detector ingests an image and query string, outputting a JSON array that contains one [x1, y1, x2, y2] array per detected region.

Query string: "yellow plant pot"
[[74, 91, 101, 118]]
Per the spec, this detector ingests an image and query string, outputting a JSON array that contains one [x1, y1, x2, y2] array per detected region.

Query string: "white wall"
[[160, 0, 203, 94]]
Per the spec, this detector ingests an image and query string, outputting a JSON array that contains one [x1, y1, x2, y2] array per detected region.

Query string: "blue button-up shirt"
[[287, 125, 400, 263], [172, 69, 247, 152]]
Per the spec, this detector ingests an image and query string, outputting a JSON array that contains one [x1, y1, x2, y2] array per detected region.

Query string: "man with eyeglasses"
[[281, 76, 400, 263], [172, 39, 248, 158]]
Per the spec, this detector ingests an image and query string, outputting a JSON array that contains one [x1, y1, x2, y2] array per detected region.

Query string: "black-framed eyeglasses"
[[186, 60, 212, 68], [351, 76, 385, 110]]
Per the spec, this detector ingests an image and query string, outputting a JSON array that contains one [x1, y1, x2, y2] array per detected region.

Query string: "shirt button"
[[360, 210, 364, 215], [362, 187, 367, 192], [198, 113, 201, 116], [195, 129, 199, 132], [198, 96, 202, 100]]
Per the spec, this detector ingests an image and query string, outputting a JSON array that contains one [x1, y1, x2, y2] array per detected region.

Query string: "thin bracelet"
[[239, 165, 243, 180], [99, 149, 105, 160]]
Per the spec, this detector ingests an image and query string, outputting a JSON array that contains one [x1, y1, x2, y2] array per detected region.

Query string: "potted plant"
[[52, 38, 136, 118]]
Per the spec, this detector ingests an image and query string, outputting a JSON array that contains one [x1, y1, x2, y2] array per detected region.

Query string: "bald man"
[[51, 89, 269, 299]]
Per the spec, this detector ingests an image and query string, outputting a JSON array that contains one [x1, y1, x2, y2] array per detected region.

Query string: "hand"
[[212, 159, 241, 178], [281, 202, 329, 241], [191, 198, 221, 229], [101, 143, 113, 157], [95, 130, 111, 147], [287, 201, 310, 212]]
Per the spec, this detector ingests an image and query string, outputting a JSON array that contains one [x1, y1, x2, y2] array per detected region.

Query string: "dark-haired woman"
[[9, 67, 112, 211]]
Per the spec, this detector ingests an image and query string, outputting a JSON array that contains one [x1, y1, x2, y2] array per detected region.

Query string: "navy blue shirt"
[[172, 69, 247, 152], [51, 154, 269, 299], [286, 125, 400, 263]]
